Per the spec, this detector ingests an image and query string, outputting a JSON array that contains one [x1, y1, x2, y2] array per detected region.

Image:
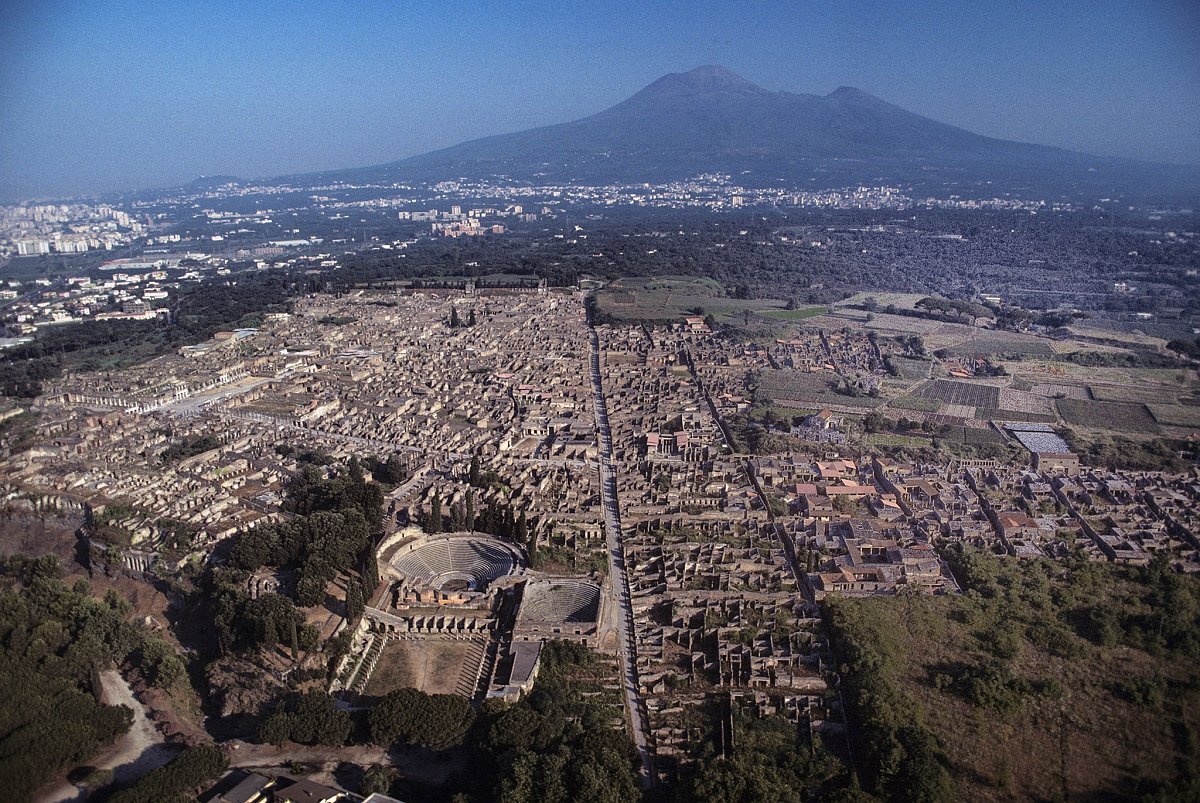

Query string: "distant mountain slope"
[[308, 65, 1198, 199]]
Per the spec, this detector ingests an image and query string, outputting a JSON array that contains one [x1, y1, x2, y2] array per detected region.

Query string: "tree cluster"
[[369, 688, 476, 751], [0, 556, 188, 801], [258, 690, 352, 747], [678, 709, 845, 803], [107, 744, 228, 803]]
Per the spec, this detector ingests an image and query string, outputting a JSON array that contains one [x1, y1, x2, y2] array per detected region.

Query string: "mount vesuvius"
[[304, 65, 1198, 200]]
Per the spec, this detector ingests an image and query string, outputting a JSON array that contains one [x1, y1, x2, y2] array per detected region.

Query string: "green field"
[[888, 394, 941, 413], [594, 276, 790, 323], [759, 307, 826, 321], [1057, 399, 1160, 434]]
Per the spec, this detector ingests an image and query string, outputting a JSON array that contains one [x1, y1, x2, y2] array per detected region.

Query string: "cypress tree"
[[429, 495, 442, 532]]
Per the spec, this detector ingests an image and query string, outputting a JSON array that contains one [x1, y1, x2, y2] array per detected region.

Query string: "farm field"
[[838, 311, 946, 336], [914, 379, 1001, 409], [1056, 399, 1160, 434], [1089, 384, 1164, 403], [997, 388, 1057, 416], [759, 307, 825, 321], [595, 275, 786, 322], [886, 394, 941, 412], [1067, 322, 1171, 349], [941, 335, 1056, 357], [889, 356, 934, 381], [862, 432, 933, 448], [756, 368, 885, 410], [835, 291, 929, 310], [1030, 383, 1092, 400], [1148, 404, 1200, 428]]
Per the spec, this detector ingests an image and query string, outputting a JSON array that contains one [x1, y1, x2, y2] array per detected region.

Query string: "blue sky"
[[0, 0, 1197, 199]]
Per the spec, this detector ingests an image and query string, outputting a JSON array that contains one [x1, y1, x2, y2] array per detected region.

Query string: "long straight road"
[[586, 316, 654, 790]]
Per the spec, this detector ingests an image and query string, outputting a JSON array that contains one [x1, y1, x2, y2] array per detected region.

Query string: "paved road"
[[586, 317, 654, 789]]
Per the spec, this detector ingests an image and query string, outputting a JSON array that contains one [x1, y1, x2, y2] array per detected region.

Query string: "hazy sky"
[[1, 0, 1197, 199]]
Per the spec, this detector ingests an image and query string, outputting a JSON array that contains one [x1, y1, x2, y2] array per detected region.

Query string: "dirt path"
[[37, 670, 176, 803], [227, 742, 387, 770]]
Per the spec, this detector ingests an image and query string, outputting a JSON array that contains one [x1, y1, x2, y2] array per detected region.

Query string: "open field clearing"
[[855, 312, 947, 335], [915, 379, 1001, 409], [835, 291, 930, 310], [827, 558, 1200, 803], [862, 432, 933, 448], [1030, 383, 1092, 399], [998, 388, 1057, 416], [757, 368, 885, 409], [1067, 322, 1171, 349], [1056, 399, 1160, 434], [887, 394, 941, 412], [364, 639, 478, 697], [1148, 404, 1200, 428], [596, 275, 788, 322], [758, 307, 825, 321], [942, 335, 1056, 357], [890, 356, 934, 380]]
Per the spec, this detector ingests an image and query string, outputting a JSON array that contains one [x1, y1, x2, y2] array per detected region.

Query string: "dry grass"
[[850, 593, 1199, 801], [365, 639, 479, 697]]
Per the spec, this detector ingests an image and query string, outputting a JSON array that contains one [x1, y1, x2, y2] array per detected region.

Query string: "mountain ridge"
[[295, 66, 1198, 199]]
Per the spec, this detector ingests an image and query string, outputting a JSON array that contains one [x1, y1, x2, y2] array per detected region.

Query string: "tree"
[[345, 582, 365, 623], [468, 308, 477, 326], [362, 764, 395, 796], [258, 712, 292, 747], [107, 745, 227, 803], [468, 455, 482, 488], [450, 306, 461, 327], [244, 592, 303, 648], [374, 453, 407, 485], [138, 637, 185, 688], [291, 691, 352, 746], [259, 691, 351, 747], [428, 494, 443, 532], [369, 689, 475, 751]]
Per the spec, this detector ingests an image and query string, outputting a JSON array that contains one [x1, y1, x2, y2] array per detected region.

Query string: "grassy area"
[[594, 275, 788, 323], [887, 394, 941, 413], [942, 335, 1056, 357], [749, 403, 818, 422], [1057, 399, 1161, 434], [826, 549, 1200, 802], [759, 307, 826, 321], [862, 432, 934, 448], [1149, 404, 1200, 428], [835, 291, 930, 310]]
